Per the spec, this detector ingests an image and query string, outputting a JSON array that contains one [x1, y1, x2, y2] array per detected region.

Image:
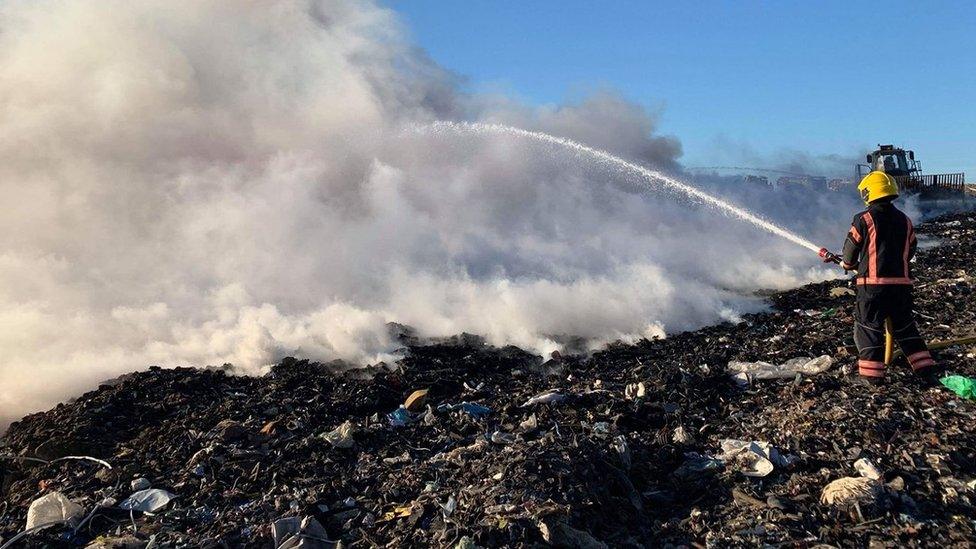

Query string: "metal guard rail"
[[894, 173, 966, 193]]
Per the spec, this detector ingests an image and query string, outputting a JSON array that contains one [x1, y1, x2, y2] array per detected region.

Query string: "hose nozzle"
[[819, 247, 841, 264]]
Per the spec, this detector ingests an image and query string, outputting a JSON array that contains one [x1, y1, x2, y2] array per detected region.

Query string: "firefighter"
[[840, 171, 939, 384]]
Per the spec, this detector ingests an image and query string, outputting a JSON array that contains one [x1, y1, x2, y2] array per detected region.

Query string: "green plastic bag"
[[940, 375, 976, 400]]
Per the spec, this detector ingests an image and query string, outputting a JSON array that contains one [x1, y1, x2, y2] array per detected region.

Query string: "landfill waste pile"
[[2, 212, 976, 548]]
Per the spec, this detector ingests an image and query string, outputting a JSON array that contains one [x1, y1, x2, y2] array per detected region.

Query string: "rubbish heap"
[[2, 212, 976, 547]]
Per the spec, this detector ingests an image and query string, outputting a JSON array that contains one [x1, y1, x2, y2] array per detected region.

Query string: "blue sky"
[[388, 0, 976, 177]]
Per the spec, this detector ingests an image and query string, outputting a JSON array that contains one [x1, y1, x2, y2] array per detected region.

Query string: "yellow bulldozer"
[[856, 144, 967, 199]]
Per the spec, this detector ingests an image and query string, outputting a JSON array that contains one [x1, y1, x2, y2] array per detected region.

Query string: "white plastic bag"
[[26, 491, 84, 529], [728, 355, 833, 383], [718, 439, 792, 477], [119, 488, 176, 513]]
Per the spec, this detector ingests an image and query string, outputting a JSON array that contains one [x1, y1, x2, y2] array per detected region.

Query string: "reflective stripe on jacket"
[[841, 201, 916, 285]]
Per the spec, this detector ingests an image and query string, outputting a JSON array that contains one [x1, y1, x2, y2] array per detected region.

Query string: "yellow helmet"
[[857, 171, 899, 204]]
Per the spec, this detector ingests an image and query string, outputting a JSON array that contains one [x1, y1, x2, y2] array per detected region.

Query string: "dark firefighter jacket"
[[841, 200, 917, 285]]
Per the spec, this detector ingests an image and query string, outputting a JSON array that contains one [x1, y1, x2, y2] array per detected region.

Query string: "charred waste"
[[2, 212, 976, 547]]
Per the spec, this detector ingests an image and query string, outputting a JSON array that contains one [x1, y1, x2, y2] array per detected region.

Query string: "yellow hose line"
[[890, 334, 976, 361], [884, 318, 894, 366]]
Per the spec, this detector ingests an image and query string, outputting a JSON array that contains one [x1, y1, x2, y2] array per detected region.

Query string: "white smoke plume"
[[0, 0, 853, 428]]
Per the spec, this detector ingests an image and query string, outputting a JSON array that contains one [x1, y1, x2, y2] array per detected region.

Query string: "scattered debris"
[[624, 382, 645, 400], [378, 506, 413, 523], [830, 287, 856, 297], [455, 535, 481, 549], [940, 374, 976, 400], [437, 401, 492, 417], [520, 390, 567, 407], [820, 477, 883, 508], [2, 212, 976, 546], [717, 439, 792, 477], [386, 406, 414, 427], [25, 491, 84, 530], [403, 389, 429, 413], [272, 516, 336, 549], [214, 419, 246, 442], [84, 535, 146, 549], [728, 355, 833, 384], [118, 489, 176, 513], [672, 426, 694, 445], [537, 518, 609, 549], [854, 457, 882, 480], [320, 420, 356, 449], [672, 452, 723, 482]]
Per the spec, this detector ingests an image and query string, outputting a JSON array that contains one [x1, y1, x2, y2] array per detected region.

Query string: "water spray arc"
[[418, 121, 823, 254]]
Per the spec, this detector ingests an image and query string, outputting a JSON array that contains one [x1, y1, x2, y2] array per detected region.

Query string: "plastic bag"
[[436, 402, 492, 418], [387, 406, 414, 427], [25, 491, 84, 529], [119, 488, 176, 513], [728, 355, 833, 384], [321, 421, 356, 448], [718, 439, 793, 477], [940, 375, 976, 400]]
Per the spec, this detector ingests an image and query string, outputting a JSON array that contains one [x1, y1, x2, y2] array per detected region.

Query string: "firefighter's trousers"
[[854, 285, 935, 378]]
